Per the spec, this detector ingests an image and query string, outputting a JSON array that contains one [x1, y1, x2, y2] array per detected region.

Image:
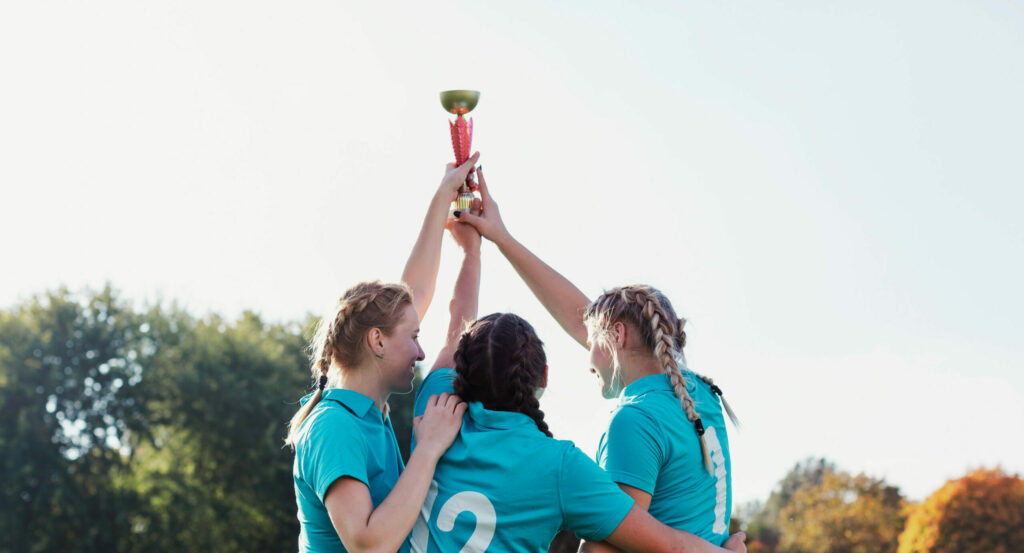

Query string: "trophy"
[[440, 90, 480, 211]]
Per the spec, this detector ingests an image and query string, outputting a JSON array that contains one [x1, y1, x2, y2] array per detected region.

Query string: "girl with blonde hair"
[[404, 188, 746, 553], [286, 154, 480, 553], [454, 168, 739, 550]]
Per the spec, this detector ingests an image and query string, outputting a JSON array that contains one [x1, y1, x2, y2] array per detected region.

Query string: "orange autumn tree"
[[897, 467, 1024, 553]]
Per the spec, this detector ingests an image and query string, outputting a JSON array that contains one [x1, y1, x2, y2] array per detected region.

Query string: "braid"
[[508, 319, 552, 437], [694, 373, 741, 428], [628, 288, 713, 475], [453, 313, 551, 437], [286, 281, 412, 447]]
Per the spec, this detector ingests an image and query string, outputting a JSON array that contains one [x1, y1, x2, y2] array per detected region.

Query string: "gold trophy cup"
[[440, 90, 480, 211]]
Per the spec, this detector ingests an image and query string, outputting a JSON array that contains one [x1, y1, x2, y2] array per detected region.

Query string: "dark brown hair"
[[452, 313, 551, 437]]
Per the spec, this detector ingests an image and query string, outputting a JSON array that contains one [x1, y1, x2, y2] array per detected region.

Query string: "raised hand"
[[452, 166, 510, 245], [438, 152, 480, 202], [448, 199, 482, 253]]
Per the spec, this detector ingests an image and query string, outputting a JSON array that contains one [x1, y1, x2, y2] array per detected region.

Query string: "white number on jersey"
[[704, 426, 728, 534], [410, 480, 497, 553]]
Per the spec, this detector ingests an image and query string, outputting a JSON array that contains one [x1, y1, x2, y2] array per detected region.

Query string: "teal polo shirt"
[[293, 389, 409, 553], [597, 372, 733, 545], [409, 369, 634, 553]]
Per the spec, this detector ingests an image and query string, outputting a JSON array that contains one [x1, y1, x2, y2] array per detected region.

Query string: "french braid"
[[453, 313, 552, 437], [584, 285, 739, 475], [285, 281, 412, 447]]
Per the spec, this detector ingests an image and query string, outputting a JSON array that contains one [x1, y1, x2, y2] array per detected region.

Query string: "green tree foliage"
[[0, 286, 418, 553], [744, 458, 837, 551], [778, 471, 906, 553], [1, 287, 150, 553], [897, 467, 1024, 553]]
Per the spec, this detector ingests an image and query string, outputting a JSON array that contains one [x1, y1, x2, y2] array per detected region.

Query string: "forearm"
[[357, 448, 441, 553], [493, 234, 590, 347], [601, 506, 735, 553], [580, 539, 626, 553], [432, 249, 480, 371], [403, 191, 453, 319]]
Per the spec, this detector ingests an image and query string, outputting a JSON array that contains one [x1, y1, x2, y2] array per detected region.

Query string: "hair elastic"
[[318, 375, 328, 391]]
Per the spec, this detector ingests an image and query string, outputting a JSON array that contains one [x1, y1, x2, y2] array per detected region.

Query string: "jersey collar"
[[467, 402, 540, 433], [299, 388, 379, 419], [323, 388, 378, 418], [621, 372, 695, 399]]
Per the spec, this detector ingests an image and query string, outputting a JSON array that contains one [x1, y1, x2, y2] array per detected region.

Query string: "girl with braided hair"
[[286, 154, 479, 553], [407, 207, 746, 553], [453, 168, 738, 550]]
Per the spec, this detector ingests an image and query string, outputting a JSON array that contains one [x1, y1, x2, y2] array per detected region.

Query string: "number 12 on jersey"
[[411, 480, 497, 553]]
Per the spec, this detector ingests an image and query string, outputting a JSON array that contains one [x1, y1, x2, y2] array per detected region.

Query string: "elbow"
[[345, 533, 396, 553]]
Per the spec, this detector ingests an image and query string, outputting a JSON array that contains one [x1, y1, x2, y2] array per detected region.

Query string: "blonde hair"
[[285, 281, 413, 448], [584, 285, 739, 475]]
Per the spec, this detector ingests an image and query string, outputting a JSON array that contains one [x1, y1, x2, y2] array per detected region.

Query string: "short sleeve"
[[411, 369, 457, 452], [558, 446, 635, 541], [301, 407, 370, 502], [414, 368, 457, 417], [599, 406, 665, 495]]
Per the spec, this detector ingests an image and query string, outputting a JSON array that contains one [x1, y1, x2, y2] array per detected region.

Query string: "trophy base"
[[456, 192, 474, 211]]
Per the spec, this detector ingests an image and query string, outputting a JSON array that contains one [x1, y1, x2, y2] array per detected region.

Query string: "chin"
[[393, 377, 415, 395]]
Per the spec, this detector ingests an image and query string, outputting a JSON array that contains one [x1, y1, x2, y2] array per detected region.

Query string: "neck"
[[335, 362, 390, 415], [617, 349, 665, 387]]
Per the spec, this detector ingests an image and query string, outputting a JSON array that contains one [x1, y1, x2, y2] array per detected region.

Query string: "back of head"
[[584, 284, 738, 474], [285, 281, 413, 448], [452, 313, 551, 437], [584, 284, 686, 356]]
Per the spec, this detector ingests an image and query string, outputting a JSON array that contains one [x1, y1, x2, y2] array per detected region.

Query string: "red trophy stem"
[[449, 115, 475, 189]]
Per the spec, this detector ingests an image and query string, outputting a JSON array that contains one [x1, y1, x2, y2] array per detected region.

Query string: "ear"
[[366, 328, 385, 356], [611, 321, 628, 350], [539, 365, 549, 389]]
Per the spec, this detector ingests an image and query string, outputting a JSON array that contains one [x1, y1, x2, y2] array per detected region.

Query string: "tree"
[[897, 467, 1024, 553], [0, 286, 150, 553], [778, 470, 906, 553], [744, 458, 837, 552]]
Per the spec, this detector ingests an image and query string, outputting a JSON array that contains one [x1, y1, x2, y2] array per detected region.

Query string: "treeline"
[[735, 459, 1023, 553], [2, 288, 1021, 553], [0, 286, 418, 553]]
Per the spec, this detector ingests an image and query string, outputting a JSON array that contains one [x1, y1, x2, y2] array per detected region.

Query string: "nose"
[[416, 343, 425, 361]]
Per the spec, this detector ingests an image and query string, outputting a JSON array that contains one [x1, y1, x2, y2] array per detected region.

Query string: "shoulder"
[[299, 400, 366, 450], [414, 368, 456, 416], [419, 368, 456, 396], [609, 401, 662, 435]]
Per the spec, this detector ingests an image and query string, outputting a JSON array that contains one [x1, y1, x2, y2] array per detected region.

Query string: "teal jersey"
[[411, 369, 635, 553], [597, 372, 732, 545], [293, 389, 410, 553]]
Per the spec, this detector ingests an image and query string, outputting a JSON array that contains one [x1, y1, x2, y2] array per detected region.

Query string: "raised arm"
[[432, 202, 482, 372], [454, 166, 590, 348], [402, 152, 480, 320]]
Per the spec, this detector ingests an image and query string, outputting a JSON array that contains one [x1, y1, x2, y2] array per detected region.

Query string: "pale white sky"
[[2, 0, 1022, 506]]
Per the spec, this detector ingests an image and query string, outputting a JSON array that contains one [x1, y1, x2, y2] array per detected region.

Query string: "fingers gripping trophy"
[[440, 90, 480, 212]]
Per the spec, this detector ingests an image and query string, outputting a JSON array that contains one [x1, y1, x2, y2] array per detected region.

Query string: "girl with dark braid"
[[454, 168, 739, 550], [408, 201, 746, 553], [286, 154, 479, 553]]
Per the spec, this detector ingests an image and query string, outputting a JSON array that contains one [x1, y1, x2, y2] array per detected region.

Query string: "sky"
[[2, 0, 1023, 506]]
